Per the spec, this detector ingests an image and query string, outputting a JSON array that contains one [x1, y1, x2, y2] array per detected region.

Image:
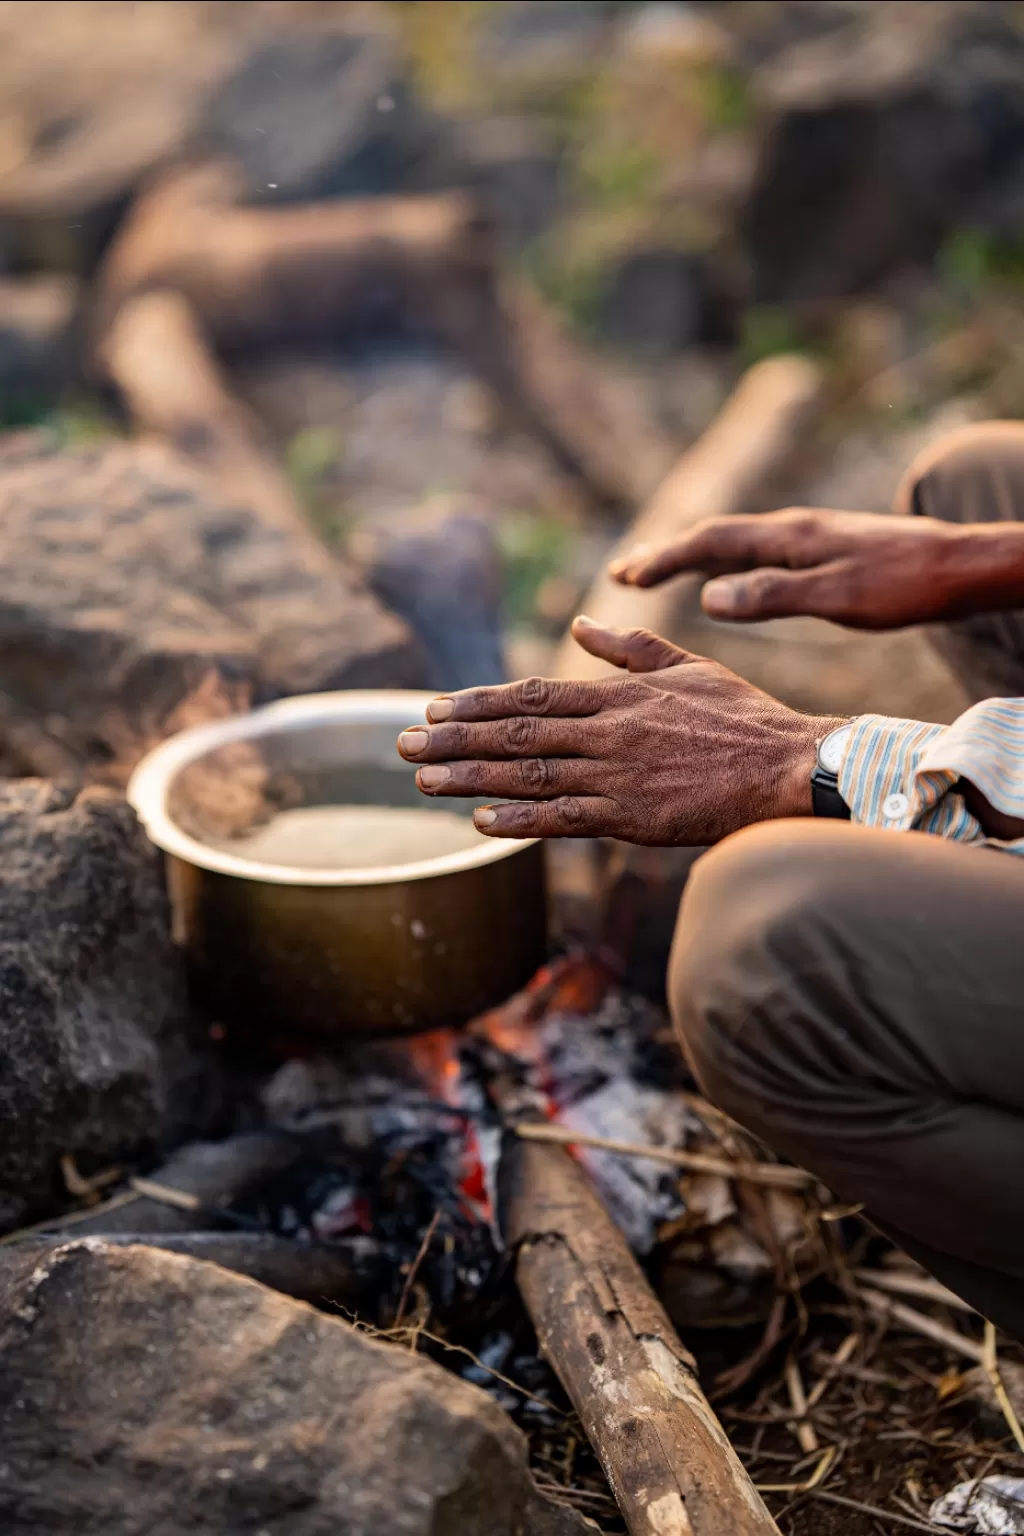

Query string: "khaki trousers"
[[670, 422, 1024, 1339]]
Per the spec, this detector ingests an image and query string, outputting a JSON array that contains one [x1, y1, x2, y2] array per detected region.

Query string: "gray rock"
[[0, 781, 198, 1228], [199, 27, 440, 206], [353, 501, 507, 690], [597, 247, 704, 358], [743, 2, 1024, 300], [0, 6, 437, 271], [447, 116, 563, 249], [0, 1240, 589, 1536], [0, 433, 421, 781]]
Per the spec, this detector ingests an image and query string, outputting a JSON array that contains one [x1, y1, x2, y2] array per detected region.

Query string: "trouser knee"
[[894, 420, 1024, 526], [667, 820, 861, 1154]]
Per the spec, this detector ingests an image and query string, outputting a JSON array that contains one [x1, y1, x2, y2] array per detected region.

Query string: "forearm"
[[943, 522, 1024, 618]]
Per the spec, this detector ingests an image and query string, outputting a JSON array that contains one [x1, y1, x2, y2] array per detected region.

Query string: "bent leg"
[[896, 420, 1024, 700], [669, 818, 1024, 1337]]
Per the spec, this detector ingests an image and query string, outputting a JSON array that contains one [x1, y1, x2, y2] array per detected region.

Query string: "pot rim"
[[126, 689, 540, 887]]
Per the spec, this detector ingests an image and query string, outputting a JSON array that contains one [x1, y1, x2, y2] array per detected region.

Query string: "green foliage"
[[577, 139, 658, 211], [519, 237, 606, 334], [0, 392, 122, 445], [497, 510, 572, 627], [285, 426, 346, 543], [285, 426, 341, 490], [695, 64, 751, 133], [739, 306, 806, 366], [938, 229, 1024, 293]]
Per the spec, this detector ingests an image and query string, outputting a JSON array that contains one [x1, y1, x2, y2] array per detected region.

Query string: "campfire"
[[1, 5, 1024, 1532]]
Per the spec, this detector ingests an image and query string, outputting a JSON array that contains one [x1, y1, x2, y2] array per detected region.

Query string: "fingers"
[[701, 563, 846, 622], [608, 511, 831, 588], [417, 757, 598, 800], [570, 616, 694, 672], [424, 674, 606, 725], [472, 796, 620, 839], [397, 714, 599, 764]]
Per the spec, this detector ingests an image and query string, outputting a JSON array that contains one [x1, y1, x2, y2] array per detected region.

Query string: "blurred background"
[[2, 0, 1024, 725]]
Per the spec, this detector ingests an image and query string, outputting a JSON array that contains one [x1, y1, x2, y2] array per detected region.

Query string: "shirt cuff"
[[838, 714, 986, 844]]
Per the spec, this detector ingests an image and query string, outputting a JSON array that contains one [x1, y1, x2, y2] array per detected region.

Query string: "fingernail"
[[427, 696, 454, 722], [418, 765, 451, 789], [474, 807, 497, 829], [573, 613, 599, 627], [703, 579, 738, 615], [399, 729, 429, 755]]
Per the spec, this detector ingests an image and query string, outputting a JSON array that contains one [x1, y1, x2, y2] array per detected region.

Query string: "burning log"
[[93, 161, 657, 508], [496, 1089, 780, 1535], [552, 352, 825, 679]]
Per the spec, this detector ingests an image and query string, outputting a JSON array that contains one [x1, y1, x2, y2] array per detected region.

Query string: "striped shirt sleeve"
[[838, 700, 1024, 852]]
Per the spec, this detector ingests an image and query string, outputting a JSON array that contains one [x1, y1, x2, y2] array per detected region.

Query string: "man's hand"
[[397, 617, 845, 843], [609, 508, 1024, 630]]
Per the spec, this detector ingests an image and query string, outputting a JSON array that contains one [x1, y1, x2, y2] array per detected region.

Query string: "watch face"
[[818, 724, 853, 775]]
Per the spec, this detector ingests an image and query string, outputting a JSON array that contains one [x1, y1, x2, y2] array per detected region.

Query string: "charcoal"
[[0, 1240, 589, 1536]]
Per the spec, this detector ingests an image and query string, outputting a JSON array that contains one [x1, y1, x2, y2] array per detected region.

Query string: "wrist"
[[773, 715, 851, 820]]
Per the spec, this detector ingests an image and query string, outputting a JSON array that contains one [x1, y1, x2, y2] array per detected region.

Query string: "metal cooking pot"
[[127, 691, 547, 1041]]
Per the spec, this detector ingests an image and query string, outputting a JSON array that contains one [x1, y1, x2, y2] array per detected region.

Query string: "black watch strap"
[[811, 765, 851, 819]]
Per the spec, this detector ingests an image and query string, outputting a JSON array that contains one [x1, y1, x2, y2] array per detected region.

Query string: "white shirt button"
[[883, 792, 910, 820]]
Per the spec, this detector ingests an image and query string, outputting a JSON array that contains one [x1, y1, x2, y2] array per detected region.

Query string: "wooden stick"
[[500, 1111, 780, 1535], [98, 288, 331, 549], [982, 1319, 1024, 1453], [553, 353, 825, 679], [513, 1121, 814, 1190], [858, 1286, 984, 1363], [853, 1267, 975, 1313], [784, 1357, 819, 1455], [94, 162, 659, 508]]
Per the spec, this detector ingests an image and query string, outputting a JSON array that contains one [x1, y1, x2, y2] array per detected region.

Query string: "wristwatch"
[[811, 723, 854, 820]]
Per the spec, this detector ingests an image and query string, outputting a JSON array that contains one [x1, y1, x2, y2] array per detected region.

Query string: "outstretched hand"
[[609, 508, 980, 630], [397, 617, 844, 844]]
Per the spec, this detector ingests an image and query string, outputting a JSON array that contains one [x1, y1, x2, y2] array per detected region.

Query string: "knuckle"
[[520, 757, 556, 794], [514, 676, 553, 712], [503, 715, 539, 753], [555, 795, 585, 827]]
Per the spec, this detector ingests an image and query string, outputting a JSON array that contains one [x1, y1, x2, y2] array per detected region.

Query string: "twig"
[[394, 1209, 441, 1331], [859, 1287, 984, 1363], [513, 1122, 813, 1190], [128, 1176, 201, 1212], [806, 1332, 860, 1411], [982, 1319, 1024, 1452], [60, 1155, 122, 1201], [714, 1294, 788, 1398], [0, 1189, 140, 1245], [854, 1268, 975, 1313], [756, 1444, 836, 1494], [785, 1357, 819, 1455], [387, 1325, 562, 1416], [808, 1490, 938, 1532]]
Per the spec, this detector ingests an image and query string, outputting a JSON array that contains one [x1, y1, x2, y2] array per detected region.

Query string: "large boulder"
[[0, 1240, 588, 1536], [0, 4, 437, 272], [742, 2, 1024, 300], [0, 432, 421, 782], [0, 781, 200, 1228]]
